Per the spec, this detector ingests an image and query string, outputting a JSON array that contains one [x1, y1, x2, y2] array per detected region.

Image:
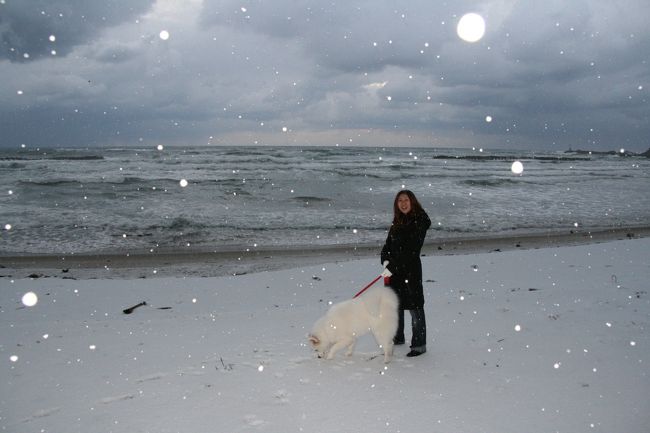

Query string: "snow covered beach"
[[2, 235, 649, 433]]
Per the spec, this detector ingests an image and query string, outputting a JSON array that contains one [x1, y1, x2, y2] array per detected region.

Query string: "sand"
[[2, 226, 648, 280]]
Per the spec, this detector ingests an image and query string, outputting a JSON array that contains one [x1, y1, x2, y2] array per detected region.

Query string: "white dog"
[[308, 285, 399, 363]]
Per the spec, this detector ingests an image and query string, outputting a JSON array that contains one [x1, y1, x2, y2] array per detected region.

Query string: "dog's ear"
[[308, 334, 320, 346]]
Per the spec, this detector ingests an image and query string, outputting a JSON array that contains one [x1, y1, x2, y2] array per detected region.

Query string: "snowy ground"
[[1, 238, 649, 433]]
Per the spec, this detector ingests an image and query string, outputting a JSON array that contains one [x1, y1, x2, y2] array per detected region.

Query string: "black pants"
[[395, 307, 426, 350]]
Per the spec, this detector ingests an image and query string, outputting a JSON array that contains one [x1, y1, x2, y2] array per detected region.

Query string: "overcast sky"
[[1, 0, 648, 151]]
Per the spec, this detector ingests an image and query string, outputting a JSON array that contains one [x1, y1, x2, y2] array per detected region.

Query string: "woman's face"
[[397, 194, 412, 215]]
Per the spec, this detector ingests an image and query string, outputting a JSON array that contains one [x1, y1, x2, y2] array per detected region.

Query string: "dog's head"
[[308, 333, 321, 349], [308, 333, 326, 358]]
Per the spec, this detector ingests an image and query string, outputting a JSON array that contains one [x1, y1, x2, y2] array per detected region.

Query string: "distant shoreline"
[[2, 226, 648, 280]]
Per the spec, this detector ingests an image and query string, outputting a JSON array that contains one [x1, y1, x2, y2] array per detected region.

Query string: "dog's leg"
[[382, 341, 394, 363], [345, 338, 357, 356], [371, 327, 395, 363], [326, 339, 352, 360]]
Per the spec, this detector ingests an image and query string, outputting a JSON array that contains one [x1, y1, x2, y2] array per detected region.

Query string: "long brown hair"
[[392, 190, 425, 225]]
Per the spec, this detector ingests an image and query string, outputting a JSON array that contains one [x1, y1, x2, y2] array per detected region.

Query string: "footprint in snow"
[[244, 414, 266, 427], [274, 389, 290, 404], [136, 372, 167, 383], [20, 406, 61, 423], [100, 393, 136, 404], [288, 356, 311, 365]]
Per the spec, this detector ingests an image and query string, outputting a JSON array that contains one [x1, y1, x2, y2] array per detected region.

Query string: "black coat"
[[380, 211, 431, 309]]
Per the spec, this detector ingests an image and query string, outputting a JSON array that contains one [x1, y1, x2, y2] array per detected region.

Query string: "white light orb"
[[179, 179, 188, 187], [485, 115, 492, 123], [511, 160, 524, 175], [457, 13, 486, 43], [159, 30, 170, 41], [22, 291, 38, 307]]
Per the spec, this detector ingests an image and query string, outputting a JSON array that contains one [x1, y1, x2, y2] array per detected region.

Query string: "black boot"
[[406, 348, 426, 357]]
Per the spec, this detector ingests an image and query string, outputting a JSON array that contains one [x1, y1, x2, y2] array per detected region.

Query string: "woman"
[[380, 190, 431, 357]]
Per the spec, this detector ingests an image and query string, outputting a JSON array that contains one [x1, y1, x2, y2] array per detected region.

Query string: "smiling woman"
[[381, 189, 431, 357]]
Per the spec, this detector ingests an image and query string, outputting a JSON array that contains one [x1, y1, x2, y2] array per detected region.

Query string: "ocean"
[[1, 146, 649, 256]]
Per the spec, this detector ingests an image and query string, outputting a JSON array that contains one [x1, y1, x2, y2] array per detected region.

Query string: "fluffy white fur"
[[308, 286, 399, 363]]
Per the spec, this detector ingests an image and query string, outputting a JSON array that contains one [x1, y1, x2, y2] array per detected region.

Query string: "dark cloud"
[[0, 0, 648, 151], [92, 43, 142, 64], [0, 0, 155, 62], [200, 0, 451, 73]]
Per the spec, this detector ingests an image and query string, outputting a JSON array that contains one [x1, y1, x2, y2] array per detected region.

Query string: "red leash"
[[353, 274, 383, 298]]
